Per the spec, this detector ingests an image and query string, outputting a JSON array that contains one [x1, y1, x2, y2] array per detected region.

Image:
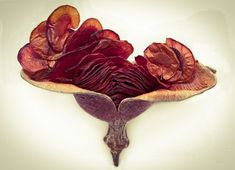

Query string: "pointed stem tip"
[[104, 119, 129, 166], [111, 151, 120, 167]]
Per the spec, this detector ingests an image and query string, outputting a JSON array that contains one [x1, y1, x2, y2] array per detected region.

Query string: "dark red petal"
[[108, 64, 157, 107], [74, 61, 115, 95], [92, 39, 133, 59], [68, 53, 107, 80], [90, 29, 120, 41], [107, 56, 133, 68], [47, 5, 80, 52], [50, 41, 100, 77], [135, 55, 147, 66], [75, 56, 158, 108], [78, 65, 112, 90], [47, 49, 162, 108], [49, 50, 88, 82], [71, 40, 100, 54], [17, 44, 49, 73], [64, 18, 102, 52]]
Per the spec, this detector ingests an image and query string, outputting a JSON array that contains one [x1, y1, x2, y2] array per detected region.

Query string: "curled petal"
[[30, 21, 60, 60], [135, 55, 171, 88], [166, 38, 196, 82], [69, 53, 108, 81], [49, 50, 88, 82], [17, 44, 49, 73], [134, 62, 216, 102], [92, 39, 134, 59], [90, 29, 120, 41], [135, 55, 147, 66], [107, 56, 133, 68], [64, 18, 102, 52], [49, 40, 102, 82], [47, 5, 80, 52], [144, 43, 180, 80]]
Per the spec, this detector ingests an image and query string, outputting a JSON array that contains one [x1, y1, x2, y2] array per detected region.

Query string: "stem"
[[103, 119, 129, 167]]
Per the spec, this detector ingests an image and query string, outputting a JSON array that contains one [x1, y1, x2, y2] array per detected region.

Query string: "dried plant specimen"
[[17, 5, 216, 166]]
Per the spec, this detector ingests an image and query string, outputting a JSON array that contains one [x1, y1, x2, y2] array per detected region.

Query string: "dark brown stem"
[[103, 119, 129, 167]]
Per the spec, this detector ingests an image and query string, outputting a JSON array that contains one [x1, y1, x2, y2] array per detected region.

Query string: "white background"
[[0, 0, 235, 169]]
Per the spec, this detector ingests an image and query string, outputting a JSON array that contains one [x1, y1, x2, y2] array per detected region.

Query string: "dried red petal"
[[17, 44, 49, 73], [135, 55, 171, 88], [92, 39, 133, 59], [64, 18, 102, 52], [69, 53, 108, 81], [47, 5, 80, 52], [166, 38, 196, 82], [108, 63, 157, 107], [49, 50, 88, 82], [30, 21, 60, 60], [90, 29, 120, 41], [71, 56, 157, 108], [144, 43, 180, 80], [135, 55, 147, 66]]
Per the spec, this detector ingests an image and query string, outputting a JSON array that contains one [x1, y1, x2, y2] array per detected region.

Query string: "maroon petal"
[[49, 50, 88, 82], [90, 29, 120, 41], [73, 56, 158, 108], [92, 39, 133, 59], [64, 18, 102, 52], [69, 53, 108, 81], [135, 55, 147, 66]]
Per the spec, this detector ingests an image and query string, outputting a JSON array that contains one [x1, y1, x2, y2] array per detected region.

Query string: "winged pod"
[[18, 5, 216, 166]]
